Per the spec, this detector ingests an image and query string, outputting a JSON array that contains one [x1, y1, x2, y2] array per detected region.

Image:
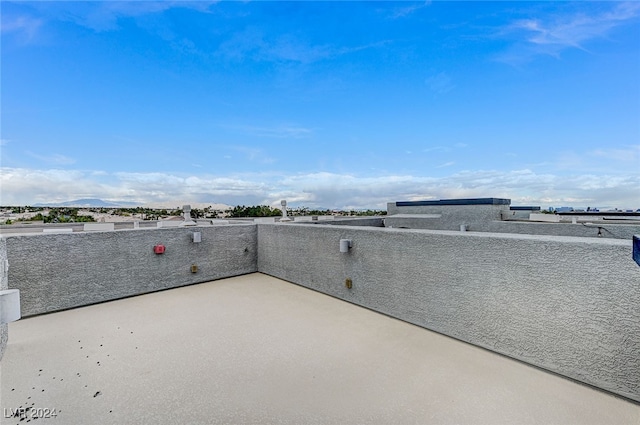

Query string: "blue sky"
[[2, 1, 639, 209]]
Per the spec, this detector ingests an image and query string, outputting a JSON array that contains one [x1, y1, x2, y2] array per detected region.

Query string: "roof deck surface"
[[1, 273, 638, 424]]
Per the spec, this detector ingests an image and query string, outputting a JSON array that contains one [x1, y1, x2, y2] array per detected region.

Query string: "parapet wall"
[[0, 238, 8, 360], [386, 203, 509, 231], [257, 223, 640, 402], [384, 199, 640, 239], [4, 225, 257, 316], [307, 217, 384, 227], [4, 221, 640, 401], [384, 216, 640, 239], [488, 220, 640, 239]]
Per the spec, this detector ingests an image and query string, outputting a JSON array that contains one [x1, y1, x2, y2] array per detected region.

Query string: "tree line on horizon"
[[1, 205, 387, 224]]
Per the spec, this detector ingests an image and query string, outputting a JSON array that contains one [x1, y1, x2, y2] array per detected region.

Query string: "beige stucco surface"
[[1, 273, 638, 425]]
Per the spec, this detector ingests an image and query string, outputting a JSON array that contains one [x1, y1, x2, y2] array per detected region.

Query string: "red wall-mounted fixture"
[[153, 244, 166, 254]]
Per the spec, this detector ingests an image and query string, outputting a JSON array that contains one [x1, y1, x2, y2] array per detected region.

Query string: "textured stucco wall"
[[0, 238, 8, 360], [384, 216, 640, 239], [5, 225, 257, 316], [308, 217, 385, 227], [257, 223, 640, 402], [487, 221, 640, 239], [384, 203, 639, 239], [385, 204, 509, 231]]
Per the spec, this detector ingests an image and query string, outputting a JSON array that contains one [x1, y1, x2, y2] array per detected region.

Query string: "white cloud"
[[0, 169, 111, 205], [422, 146, 448, 153], [497, 2, 640, 63], [1, 167, 638, 210], [520, 2, 640, 48]]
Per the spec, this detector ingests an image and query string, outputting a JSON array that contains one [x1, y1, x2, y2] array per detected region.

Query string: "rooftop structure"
[[384, 197, 640, 239], [1, 199, 639, 423], [395, 197, 511, 206]]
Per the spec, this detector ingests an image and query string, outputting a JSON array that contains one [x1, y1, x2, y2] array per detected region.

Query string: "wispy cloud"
[[496, 2, 640, 63], [521, 2, 640, 48], [423, 146, 447, 153], [2, 167, 638, 209], [390, 1, 432, 19], [248, 125, 312, 139], [216, 26, 268, 62], [436, 161, 455, 168], [1, 15, 43, 41], [425, 72, 455, 94], [231, 146, 276, 164], [225, 124, 313, 139], [218, 27, 390, 64], [588, 145, 640, 162], [422, 143, 467, 154], [263, 35, 334, 64], [25, 152, 76, 165], [15, 1, 386, 63], [42, 1, 216, 32], [546, 145, 640, 174]]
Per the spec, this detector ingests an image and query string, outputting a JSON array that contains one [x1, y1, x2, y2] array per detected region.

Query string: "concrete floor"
[[1, 273, 639, 425]]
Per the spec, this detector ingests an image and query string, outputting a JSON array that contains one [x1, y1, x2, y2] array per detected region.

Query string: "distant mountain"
[[33, 198, 138, 208]]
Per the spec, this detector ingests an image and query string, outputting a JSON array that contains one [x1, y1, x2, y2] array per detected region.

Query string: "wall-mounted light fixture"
[[0, 289, 21, 323], [192, 232, 202, 243], [340, 239, 352, 253]]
